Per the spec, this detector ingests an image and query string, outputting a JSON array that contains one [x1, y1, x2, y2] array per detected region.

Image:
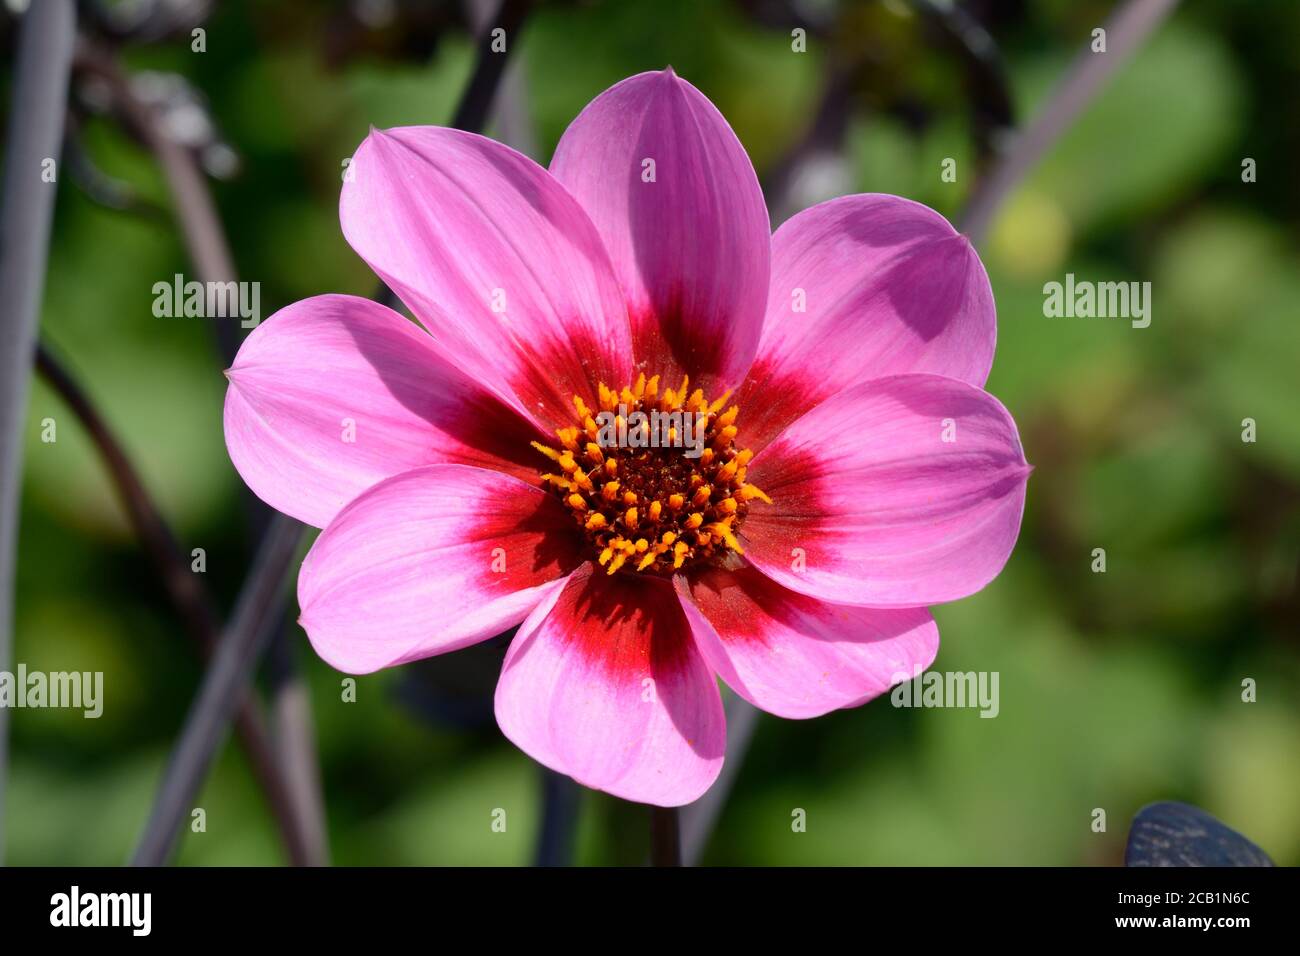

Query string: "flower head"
[[224, 70, 1030, 806]]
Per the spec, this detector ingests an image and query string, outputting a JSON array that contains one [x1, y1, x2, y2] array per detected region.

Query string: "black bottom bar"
[[0, 865, 1289, 941]]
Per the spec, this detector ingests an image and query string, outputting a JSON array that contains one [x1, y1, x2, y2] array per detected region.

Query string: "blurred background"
[[2, 0, 1297, 865]]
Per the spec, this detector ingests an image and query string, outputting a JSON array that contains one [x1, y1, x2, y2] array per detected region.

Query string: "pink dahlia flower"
[[223, 70, 1030, 807]]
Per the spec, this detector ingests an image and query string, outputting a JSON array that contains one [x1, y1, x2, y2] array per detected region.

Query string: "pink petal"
[[737, 195, 996, 453], [742, 374, 1029, 607], [340, 126, 633, 432], [550, 69, 770, 390], [297, 465, 582, 674], [494, 562, 725, 806], [676, 565, 938, 719], [224, 294, 542, 529]]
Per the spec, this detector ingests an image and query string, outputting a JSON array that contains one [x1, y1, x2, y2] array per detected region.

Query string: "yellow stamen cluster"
[[533, 372, 771, 576]]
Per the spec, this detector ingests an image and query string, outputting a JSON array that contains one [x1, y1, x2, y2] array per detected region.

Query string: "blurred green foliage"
[[4, 0, 1298, 865]]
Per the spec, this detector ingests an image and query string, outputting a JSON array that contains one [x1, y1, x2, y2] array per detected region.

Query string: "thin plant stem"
[[130, 514, 303, 866], [649, 807, 682, 867], [911, 0, 1014, 174], [533, 769, 582, 866], [73, 41, 242, 367], [959, 0, 1182, 245], [451, 0, 533, 133], [0, 0, 77, 865], [34, 342, 314, 865]]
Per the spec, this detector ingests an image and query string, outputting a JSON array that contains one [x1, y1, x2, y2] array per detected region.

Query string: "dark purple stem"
[[650, 806, 682, 867], [0, 0, 77, 864], [35, 342, 315, 866], [131, 514, 303, 866], [960, 0, 1182, 245]]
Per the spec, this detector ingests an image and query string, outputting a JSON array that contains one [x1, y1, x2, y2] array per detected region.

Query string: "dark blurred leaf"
[[1126, 802, 1274, 867]]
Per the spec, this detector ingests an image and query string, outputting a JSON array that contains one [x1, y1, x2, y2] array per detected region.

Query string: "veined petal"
[[494, 562, 725, 807], [550, 69, 770, 390], [738, 195, 996, 453], [742, 374, 1029, 607], [676, 565, 939, 719], [340, 126, 633, 432], [298, 465, 583, 674], [223, 294, 542, 529]]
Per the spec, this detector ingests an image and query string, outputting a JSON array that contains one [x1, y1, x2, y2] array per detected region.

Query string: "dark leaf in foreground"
[[1125, 802, 1274, 867]]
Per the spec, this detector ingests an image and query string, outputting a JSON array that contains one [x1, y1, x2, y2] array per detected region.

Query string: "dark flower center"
[[533, 373, 770, 575]]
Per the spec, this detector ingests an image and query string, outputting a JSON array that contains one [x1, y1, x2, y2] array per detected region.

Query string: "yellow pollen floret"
[[672, 541, 690, 569], [532, 375, 772, 575]]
